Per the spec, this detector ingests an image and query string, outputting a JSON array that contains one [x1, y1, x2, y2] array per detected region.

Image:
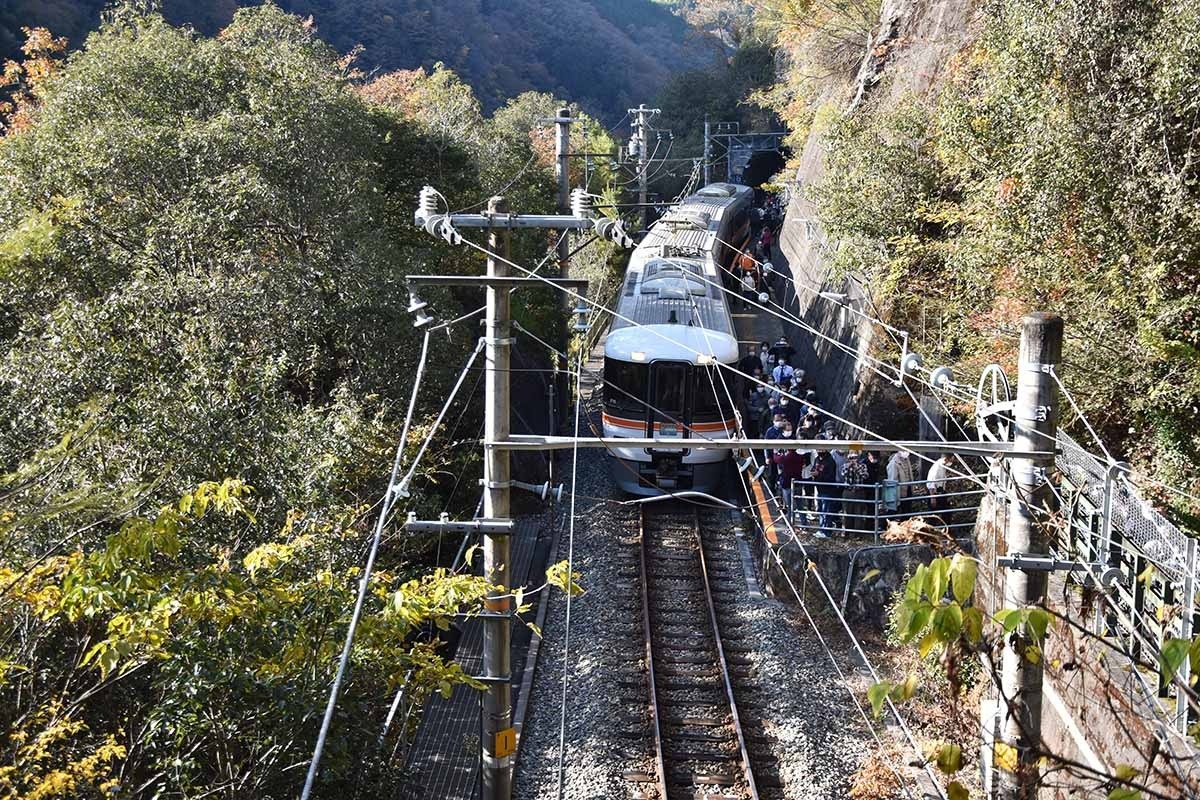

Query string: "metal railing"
[[786, 475, 991, 542], [1048, 431, 1199, 735]]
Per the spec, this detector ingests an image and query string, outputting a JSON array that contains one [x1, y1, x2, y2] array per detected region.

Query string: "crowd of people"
[[732, 337, 961, 538], [731, 198, 786, 311]]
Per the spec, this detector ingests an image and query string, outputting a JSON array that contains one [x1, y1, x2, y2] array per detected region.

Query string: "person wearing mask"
[[810, 447, 838, 538], [747, 386, 769, 437], [759, 341, 772, 372], [740, 270, 758, 311], [774, 425, 805, 516], [763, 411, 787, 486], [780, 394, 803, 427], [769, 336, 795, 365], [886, 449, 915, 518], [793, 368, 810, 394], [772, 360, 794, 386], [926, 453, 954, 513], [759, 397, 780, 438]]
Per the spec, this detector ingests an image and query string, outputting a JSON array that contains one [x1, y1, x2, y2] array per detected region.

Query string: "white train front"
[[602, 183, 755, 494]]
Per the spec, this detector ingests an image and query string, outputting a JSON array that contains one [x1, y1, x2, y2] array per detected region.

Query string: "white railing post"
[[1177, 537, 1197, 734]]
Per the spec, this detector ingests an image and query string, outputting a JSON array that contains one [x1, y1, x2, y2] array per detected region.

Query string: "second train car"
[[602, 182, 755, 494]]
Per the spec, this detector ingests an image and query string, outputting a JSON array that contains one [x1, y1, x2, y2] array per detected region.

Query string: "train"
[[602, 182, 756, 495]]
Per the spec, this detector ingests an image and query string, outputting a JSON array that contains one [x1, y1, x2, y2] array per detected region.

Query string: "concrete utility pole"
[[482, 195, 514, 800], [628, 104, 660, 231], [998, 312, 1062, 800], [413, 186, 626, 800], [554, 107, 572, 277], [703, 114, 711, 186]]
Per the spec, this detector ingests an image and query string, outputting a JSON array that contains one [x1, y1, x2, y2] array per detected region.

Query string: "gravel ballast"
[[513, 430, 886, 799]]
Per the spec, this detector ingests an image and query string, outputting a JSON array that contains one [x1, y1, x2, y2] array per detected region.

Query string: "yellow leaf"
[[1114, 763, 1139, 782], [947, 780, 969, 800], [994, 742, 1019, 773], [935, 742, 963, 774]]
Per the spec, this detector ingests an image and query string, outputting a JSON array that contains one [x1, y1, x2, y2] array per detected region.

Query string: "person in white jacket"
[[926, 454, 954, 512]]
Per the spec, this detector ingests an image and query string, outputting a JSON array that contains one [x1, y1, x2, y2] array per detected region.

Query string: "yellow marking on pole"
[[495, 727, 516, 758]]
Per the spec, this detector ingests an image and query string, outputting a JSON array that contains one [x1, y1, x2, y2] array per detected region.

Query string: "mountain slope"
[[0, 0, 716, 120]]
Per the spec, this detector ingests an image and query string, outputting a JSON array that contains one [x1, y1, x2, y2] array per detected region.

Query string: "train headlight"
[[631, 351, 646, 362], [696, 354, 713, 365]]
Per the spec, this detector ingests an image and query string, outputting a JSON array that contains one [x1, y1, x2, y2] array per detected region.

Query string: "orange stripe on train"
[[602, 413, 736, 433]]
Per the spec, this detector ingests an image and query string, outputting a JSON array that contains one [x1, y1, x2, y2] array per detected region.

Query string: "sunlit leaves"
[[546, 559, 585, 597]]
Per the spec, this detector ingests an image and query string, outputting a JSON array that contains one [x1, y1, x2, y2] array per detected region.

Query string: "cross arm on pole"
[[405, 275, 590, 290]]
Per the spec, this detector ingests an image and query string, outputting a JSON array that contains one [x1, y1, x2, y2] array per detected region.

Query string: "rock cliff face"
[[778, 0, 979, 432]]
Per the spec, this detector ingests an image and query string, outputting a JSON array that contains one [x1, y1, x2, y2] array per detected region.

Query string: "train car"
[[602, 182, 756, 495]]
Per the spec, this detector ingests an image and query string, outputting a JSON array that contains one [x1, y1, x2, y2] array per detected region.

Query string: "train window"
[[604, 360, 647, 412], [693, 371, 720, 417], [693, 367, 734, 418], [652, 362, 688, 415]]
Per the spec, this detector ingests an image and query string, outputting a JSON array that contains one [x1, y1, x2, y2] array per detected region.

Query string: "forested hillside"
[[0, 0, 715, 120], [0, 5, 619, 796], [737, 0, 1200, 524]]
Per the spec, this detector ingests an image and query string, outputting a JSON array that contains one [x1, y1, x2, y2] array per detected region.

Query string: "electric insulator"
[[570, 188, 591, 219]]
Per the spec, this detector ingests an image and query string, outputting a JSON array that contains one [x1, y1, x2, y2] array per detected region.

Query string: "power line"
[[554, 349, 585, 799]]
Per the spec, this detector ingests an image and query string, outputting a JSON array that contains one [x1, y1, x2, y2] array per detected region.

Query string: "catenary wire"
[[555, 347, 585, 799], [301, 328, 432, 798]]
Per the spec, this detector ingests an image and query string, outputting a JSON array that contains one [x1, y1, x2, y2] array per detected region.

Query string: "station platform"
[[399, 516, 554, 799]]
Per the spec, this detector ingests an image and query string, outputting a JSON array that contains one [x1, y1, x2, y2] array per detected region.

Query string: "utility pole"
[[703, 114, 711, 186], [412, 187, 630, 799], [998, 312, 1062, 800], [481, 195, 514, 800], [628, 104, 659, 231], [554, 107, 572, 277], [551, 107, 572, 446]]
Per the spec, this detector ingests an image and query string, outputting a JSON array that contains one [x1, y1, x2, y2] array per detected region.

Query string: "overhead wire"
[[683, 293, 938, 797], [456, 235, 1009, 495], [300, 329, 434, 798], [554, 347, 585, 799]]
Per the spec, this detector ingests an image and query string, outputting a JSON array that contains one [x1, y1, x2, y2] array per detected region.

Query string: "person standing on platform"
[[763, 411, 786, 486], [811, 447, 838, 538], [842, 452, 871, 534], [772, 359, 794, 386], [740, 270, 757, 311], [886, 450, 915, 519], [774, 426, 805, 517], [926, 453, 954, 514], [769, 335, 795, 366]]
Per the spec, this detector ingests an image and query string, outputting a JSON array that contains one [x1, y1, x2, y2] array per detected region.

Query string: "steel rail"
[[638, 506, 671, 800], [692, 507, 760, 800], [639, 504, 760, 799]]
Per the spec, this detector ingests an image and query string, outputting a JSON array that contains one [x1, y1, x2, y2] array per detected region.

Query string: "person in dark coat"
[[774, 429, 806, 515], [769, 335, 795, 365], [811, 449, 839, 538]]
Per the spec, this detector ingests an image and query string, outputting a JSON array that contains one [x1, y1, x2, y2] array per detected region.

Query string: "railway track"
[[626, 503, 765, 800]]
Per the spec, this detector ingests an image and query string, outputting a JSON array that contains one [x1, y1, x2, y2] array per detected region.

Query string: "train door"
[[645, 361, 692, 445]]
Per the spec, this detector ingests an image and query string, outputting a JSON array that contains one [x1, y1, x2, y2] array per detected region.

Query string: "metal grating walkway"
[[399, 516, 549, 799]]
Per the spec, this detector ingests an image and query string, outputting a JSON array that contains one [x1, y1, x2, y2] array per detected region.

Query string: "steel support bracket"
[[453, 609, 516, 621], [998, 553, 1122, 588], [469, 674, 512, 686], [402, 513, 514, 536]]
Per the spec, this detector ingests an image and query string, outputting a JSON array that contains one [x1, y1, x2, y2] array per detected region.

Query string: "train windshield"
[[693, 366, 733, 419], [604, 360, 647, 413], [652, 362, 689, 417]]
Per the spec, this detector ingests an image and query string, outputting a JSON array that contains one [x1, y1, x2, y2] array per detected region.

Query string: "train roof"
[[605, 324, 739, 364], [610, 257, 732, 336], [636, 183, 754, 257]]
